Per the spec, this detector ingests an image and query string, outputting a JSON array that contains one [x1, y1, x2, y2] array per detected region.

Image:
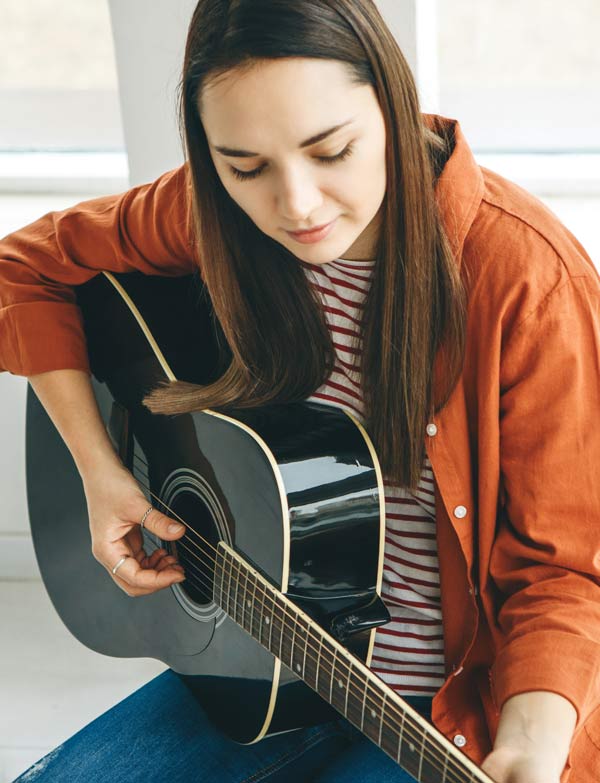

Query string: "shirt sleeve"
[[0, 163, 198, 376], [490, 268, 600, 728]]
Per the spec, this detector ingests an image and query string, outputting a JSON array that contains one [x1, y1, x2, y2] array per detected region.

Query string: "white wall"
[[0, 376, 33, 578]]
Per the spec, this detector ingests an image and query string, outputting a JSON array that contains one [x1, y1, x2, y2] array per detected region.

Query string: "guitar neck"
[[214, 543, 492, 783]]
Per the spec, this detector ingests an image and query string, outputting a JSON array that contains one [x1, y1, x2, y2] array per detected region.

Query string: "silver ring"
[[111, 555, 129, 575], [140, 506, 153, 529]]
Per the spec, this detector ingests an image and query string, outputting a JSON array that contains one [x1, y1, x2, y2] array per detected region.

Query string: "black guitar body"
[[26, 272, 387, 743]]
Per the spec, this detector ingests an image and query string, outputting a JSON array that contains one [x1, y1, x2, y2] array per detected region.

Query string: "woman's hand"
[[83, 463, 187, 597], [480, 746, 562, 783], [480, 691, 576, 783]]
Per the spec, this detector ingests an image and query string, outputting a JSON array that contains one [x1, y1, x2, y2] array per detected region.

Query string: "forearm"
[[493, 691, 577, 774], [28, 369, 124, 479]]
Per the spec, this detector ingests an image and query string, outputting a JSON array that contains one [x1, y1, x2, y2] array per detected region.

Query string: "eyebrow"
[[213, 119, 355, 158]]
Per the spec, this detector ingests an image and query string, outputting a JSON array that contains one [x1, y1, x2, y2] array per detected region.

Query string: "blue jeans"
[[14, 669, 432, 782]]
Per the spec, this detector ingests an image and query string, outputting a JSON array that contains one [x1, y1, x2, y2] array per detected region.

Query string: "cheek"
[[228, 186, 274, 232], [342, 157, 385, 214], [219, 175, 262, 220]]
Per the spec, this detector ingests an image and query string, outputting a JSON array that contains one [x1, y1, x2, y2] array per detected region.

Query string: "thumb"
[[139, 505, 186, 540]]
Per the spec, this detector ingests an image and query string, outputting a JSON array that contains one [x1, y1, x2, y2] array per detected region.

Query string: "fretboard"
[[213, 543, 491, 783]]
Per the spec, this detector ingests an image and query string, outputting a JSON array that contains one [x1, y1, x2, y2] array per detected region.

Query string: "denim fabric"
[[14, 669, 431, 782]]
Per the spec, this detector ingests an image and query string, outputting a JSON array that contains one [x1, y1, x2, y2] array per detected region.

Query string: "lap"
[[14, 670, 427, 783]]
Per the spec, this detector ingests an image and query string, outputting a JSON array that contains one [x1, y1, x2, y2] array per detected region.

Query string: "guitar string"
[[124, 462, 481, 783], [140, 531, 469, 783], [223, 550, 481, 783], [129, 452, 479, 782], [157, 529, 474, 783], [129, 452, 481, 783]]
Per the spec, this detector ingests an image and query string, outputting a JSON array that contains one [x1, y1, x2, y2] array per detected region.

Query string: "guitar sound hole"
[[169, 491, 221, 607], [159, 467, 232, 623]]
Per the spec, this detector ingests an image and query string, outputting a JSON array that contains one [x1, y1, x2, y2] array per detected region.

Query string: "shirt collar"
[[423, 113, 485, 268]]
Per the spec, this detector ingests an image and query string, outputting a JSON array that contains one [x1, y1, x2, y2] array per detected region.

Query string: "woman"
[[2, 1, 599, 781]]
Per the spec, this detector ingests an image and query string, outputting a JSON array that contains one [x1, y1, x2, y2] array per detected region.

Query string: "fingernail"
[[168, 523, 184, 533]]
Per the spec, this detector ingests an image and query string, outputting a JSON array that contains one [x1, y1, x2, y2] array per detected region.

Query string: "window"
[[0, 0, 124, 152], [437, 0, 600, 153]]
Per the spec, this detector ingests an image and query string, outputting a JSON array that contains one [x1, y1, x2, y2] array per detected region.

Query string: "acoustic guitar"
[[25, 271, 493, 783]]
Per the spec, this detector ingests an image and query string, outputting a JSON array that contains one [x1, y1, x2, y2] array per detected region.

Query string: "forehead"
[[199, 58, 368, 141]]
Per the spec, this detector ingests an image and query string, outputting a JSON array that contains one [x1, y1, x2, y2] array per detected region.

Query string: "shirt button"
[[426, 423, 438, 437], [453, 505, 467, 519], [453, 734, 467, 748]]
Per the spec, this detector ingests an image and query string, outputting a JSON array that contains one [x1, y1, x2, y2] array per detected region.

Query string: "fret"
[[360, 674, 369, 732], [315, 638, 335, 702], [329, 647, 337, 704], [315, 634, 323, 692], [302, 620, 310, 678], [285, 608, 298, 671], [395, 704, 406, 764], [270, 593, 286, 660], [260, 585, 272, 643], [231, 556, 241, 625], [224, 550, 235, 618], [277, 597, 286, 660], [417, 723, 427, 781], [441, 746, 450, 782], [330, 650, 351, 717], [360, 679, 384, 746], [290, 619, 308, 680], [413, 733, 445, 783], [344, 658, 353, 717], [249, 572, 258, 638], [302, 627, 320, 690], [258, 588, 272, 648], [238, 562, 249, 633], [267, 593, 274, 650], [216, 548, 226, 609], [380, 691, 403, 763], [279, 603, 296, 670], [378, 692, 387, 747], [396, 710, 430, 782]]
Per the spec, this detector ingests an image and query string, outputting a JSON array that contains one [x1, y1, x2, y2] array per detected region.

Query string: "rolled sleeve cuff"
[[491, 630, 600, 730], [1, 301, 90, 376]]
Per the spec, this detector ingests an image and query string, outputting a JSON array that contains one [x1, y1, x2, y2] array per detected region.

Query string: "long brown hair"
[[143, 0, 466, 491]]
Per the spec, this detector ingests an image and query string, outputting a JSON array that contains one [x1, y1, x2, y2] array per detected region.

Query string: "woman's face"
[[199, 57, 387, 266]]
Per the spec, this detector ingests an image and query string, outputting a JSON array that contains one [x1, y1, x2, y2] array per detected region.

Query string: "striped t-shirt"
[[302, 256, 445, 697]]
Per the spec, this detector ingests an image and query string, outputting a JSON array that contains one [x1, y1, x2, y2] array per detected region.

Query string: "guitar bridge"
[[328, 594, 391, 643]]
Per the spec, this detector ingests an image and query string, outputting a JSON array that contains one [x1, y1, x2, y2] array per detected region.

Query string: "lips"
[[285, 218, 338, 245], [289, 220, 334, 236]]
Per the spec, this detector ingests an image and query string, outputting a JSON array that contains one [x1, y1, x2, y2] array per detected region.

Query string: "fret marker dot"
[[370, 709, 377, 719], [338, 679, 344, 688], [295, 663, 301, 673], [246, 600, 251, 608], [264, 617, 270, 624], [409, 743, 415, 753]]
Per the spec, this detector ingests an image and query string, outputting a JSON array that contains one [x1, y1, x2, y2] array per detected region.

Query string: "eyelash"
[[229, 142, 355, 182]]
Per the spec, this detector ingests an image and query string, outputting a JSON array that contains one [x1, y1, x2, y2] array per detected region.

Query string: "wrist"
[[76, 439, 125, 482], [493, 691, 577, 773]]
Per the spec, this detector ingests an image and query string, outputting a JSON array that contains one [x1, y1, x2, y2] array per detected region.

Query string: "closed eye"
[[229, 142, 355, 182]]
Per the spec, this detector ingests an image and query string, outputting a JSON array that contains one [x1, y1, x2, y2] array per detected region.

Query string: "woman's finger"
[[107, 552, 185, 593], [137, 507, 187, 542]]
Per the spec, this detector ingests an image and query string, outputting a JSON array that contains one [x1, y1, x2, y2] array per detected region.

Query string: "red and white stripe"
[[303, 257, 445, 696]]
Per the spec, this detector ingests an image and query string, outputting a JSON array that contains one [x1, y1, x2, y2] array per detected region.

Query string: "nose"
[[277, 164, 324, 224]]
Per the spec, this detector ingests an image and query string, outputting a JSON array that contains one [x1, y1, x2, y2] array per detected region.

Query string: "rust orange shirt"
[[1, 115, 600, 780]]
